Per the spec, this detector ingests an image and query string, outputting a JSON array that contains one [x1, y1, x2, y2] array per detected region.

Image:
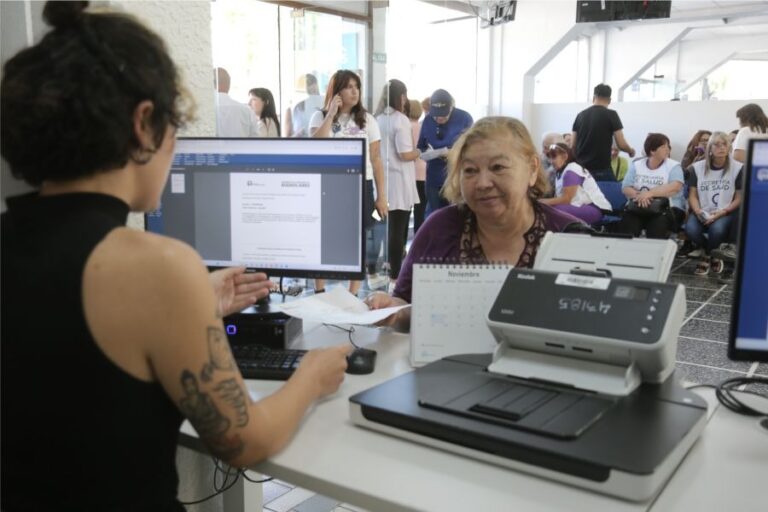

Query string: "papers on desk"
[[276, 286, 410, 325]]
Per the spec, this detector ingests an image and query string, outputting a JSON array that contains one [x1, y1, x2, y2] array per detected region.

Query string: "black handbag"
[[625, 197, 670, 217]]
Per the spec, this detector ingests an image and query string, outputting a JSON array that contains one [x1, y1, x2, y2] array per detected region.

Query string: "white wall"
[[493, 0, 576, 120], [531, 99, 768, 162]]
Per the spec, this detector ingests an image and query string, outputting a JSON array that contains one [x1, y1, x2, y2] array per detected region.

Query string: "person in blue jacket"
[[417, 89, 473, 216]]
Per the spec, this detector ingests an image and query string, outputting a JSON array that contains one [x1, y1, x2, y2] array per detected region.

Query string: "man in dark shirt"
[[571, 83, 635, 181]]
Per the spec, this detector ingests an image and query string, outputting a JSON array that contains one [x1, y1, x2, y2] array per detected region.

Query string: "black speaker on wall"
[[576, 1, 672, 23]]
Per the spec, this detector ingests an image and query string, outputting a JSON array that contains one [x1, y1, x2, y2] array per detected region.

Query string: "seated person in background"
[[729, 129, 739, 145], [684, 132, 743, 276], [365, 117, 581, 331], [681, 129, 711, 172], [616, 133, 685, 240], [610, 143, 630, 182], [0, 3, 350, 510], [540, 131, 566, 196], [562, 132, 573, 147], [540, 142, 611, 225]]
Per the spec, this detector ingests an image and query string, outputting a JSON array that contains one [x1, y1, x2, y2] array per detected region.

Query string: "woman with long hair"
[[248, 87, 280, 137], [0, 3, 349, 509], [684, 132, 743, 276], [309, 69, 388, 295], [681, 129, 712, 171], [375, 79, 421, 281]]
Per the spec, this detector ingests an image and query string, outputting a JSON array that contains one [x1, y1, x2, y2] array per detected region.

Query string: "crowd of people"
[[1, 3, 765, 509]]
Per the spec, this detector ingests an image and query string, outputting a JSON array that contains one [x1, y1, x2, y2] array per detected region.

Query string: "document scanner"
[[350, 236, 708, 502]]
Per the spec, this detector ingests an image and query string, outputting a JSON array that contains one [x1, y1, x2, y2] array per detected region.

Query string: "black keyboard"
[[232, 345, 306, 380]]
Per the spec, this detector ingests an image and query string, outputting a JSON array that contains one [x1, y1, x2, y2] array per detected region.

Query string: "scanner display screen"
[[614, 286, 650, 301]]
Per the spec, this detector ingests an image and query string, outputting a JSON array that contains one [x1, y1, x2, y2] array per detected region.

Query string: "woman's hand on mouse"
[[292, 344, 352, 399], [364, 292, 409, 328], [209, 267, 274, 317]]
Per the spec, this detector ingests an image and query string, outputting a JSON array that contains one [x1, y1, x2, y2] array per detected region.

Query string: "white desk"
[[179, 323, 768, 512]]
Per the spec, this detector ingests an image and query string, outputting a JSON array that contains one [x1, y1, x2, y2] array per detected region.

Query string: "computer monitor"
[[728, 138, 768, 361], [146, 137, 366, 280]]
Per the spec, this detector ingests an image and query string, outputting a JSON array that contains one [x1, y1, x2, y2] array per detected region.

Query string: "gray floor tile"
[[675, 362, 748, 386], [685, 301, 704, 318], [293, 494, 341, 512], [710, 288, 733, 306], [680, 318, 730, 342], [685, 287, 719, 302], [676, 337, 752, 373], [694, 304, 732, 322], [263, 480, 293, 505], [669, 274, 721, 290]]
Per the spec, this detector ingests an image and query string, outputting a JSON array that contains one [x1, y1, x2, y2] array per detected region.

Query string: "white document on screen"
[[230, 173, 322, 266], [277, 286, 410, 325]]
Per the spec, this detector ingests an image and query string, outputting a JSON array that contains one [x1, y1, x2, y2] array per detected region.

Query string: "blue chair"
[[593, 180, 626, 229]]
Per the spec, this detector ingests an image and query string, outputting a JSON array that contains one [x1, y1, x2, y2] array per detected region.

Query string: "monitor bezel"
[[148, 136, 367, 281], [728, 137, 768, 362]]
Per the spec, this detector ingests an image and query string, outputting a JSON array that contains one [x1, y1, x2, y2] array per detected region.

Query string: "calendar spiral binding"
[[416, 257, 513, 270]]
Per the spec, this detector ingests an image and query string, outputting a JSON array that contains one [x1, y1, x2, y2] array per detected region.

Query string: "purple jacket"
[[393, 202, 581, 303]]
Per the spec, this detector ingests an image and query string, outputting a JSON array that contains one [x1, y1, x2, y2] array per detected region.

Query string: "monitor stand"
[[248, 292, 303, 317]]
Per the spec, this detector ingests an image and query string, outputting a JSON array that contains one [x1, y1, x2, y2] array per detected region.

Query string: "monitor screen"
[[146, 137, 366, 280], [729, 138, 768, 361]]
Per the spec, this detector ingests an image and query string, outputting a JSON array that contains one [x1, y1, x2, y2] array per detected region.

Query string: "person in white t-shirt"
[[685, 132, 743, 276], [309, 69, 388, 295], [540, 142, 610, 224], [375, 79, 421, 281], [248, 88, 280, 137], [618, 133, 685, 239], [214, 68, 259, 137], [732, 103, 768, 163]]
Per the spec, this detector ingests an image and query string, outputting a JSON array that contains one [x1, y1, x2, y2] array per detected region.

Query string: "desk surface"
[[180, 323, 768, 512]]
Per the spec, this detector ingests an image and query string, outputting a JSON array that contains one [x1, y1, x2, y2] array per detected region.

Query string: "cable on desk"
[[179, 467, 240, 506], [685, 376, 768, 417], [179, 458, 273, 505], [323, 323, 360, 349]]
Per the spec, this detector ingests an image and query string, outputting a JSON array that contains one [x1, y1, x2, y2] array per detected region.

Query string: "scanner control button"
[[646, 315, 653, 321], [650, 305, 657, 312], [652, 297, 660, 303], [641, 327, 650, 334], [654, 289, 662, 294]]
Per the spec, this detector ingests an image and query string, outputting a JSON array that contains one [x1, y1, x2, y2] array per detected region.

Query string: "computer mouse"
[[346, 348, 377, 375]]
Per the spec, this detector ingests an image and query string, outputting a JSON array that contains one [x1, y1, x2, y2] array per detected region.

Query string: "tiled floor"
[[261, 254, 766, 512]]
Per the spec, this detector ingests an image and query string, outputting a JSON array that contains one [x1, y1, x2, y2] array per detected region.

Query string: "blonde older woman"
[[367, 117, 581, 331]]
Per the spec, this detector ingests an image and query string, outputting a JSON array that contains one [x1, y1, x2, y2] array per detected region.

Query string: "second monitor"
[[147, 137, 367, 281]]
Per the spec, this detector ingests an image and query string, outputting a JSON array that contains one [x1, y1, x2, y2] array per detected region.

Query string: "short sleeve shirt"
[[309, 110, 380, 180], [572, 105, 623, 172]]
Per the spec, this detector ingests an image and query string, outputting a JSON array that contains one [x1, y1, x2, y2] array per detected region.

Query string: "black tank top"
[[1, 192, 184, 511]]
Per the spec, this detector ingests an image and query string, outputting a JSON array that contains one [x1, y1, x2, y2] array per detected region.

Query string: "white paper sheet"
[[276, 286, 410, 325]]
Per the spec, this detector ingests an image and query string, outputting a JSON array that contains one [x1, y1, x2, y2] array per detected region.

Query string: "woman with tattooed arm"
[[0, 3, 350, 510]]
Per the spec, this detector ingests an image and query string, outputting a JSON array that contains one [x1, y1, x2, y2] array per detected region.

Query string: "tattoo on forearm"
[[178, 370, 245, 460], [201, 326, 235, 381], [215, 378, 249, 427]]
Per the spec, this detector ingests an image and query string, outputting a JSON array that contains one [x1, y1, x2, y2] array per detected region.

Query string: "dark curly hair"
[[1, 1, 191, 186]]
